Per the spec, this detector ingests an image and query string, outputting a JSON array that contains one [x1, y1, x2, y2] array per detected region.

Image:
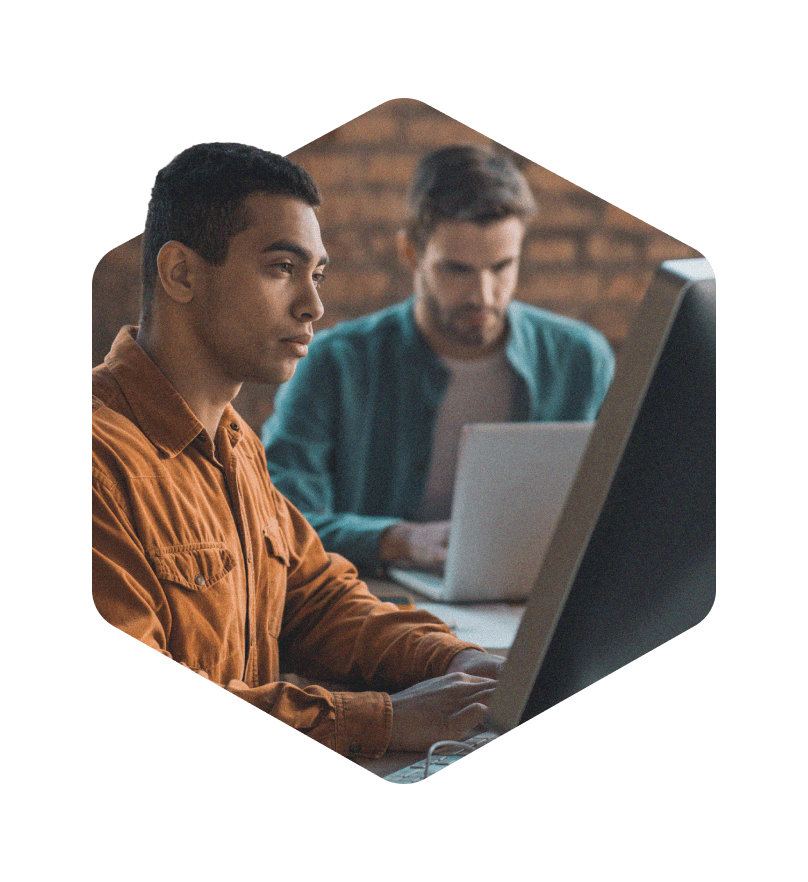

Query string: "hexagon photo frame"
[[91, 98, 714, 783]]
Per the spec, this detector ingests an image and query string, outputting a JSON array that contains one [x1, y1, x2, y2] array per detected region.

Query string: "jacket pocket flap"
[[262, 522, 290, 566], [149, 544, 236, 591]]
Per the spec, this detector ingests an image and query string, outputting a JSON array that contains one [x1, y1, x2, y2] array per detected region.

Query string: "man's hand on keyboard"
[[378, 520, 451, 570], [388, 673, 496, 752], [445, 648, 505, 680]]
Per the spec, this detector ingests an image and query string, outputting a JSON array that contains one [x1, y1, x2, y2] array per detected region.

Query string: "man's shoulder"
[[93, 363, 134, 435], [93, 398, 143, 450], [92, 360, 117, 401], [509, 300, 590, 335], [509, 300, 612, 356], [92, 376, 158, 486]]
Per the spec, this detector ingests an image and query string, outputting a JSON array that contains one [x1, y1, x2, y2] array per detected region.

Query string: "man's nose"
[[293, 277, 325, 323], [468, 270, 496, 306]]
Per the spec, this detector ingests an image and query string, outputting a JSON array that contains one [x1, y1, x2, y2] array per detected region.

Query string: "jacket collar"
[[103, 327, 241, 458]]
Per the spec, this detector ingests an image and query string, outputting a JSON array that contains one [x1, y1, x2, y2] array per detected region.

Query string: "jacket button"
[[348, 742, 362, 755], [194, 574, 206, 586]]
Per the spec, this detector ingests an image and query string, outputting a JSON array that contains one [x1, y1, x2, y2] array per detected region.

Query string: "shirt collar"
[[103, 326, 242, 458]]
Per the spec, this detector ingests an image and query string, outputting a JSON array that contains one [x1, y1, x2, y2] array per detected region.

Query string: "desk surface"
[[355, 578, 525, 779], [363, 577, 525, 655]]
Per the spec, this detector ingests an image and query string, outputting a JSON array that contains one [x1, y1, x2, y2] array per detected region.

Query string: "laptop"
[[384, 258, 716, 783], [388, 421, 594, 602]]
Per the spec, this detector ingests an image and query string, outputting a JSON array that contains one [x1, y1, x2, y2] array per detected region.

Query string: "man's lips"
[[279, 333, 313, 357], [454, 307, 499, 326]]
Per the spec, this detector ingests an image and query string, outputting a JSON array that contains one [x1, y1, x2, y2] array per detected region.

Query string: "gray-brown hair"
[[404, 144, 536, 250]]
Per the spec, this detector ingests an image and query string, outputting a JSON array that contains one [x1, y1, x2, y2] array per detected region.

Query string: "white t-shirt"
[[416, 349, 515, 522]]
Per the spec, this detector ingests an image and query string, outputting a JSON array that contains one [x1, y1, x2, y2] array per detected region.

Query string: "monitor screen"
[[488, 258, 716, 730]]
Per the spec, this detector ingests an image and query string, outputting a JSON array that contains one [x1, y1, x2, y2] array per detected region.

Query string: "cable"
[[423, 739, 476, 779]]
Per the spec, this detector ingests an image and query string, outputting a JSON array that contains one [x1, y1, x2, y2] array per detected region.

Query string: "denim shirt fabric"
[[263, 298, 615, 573]]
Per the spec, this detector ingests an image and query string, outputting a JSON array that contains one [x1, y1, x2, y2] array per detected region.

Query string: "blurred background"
[[91, 98, 700, 434]]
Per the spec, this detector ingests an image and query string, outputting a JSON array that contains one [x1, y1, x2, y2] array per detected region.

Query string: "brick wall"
[[91, 98, 700, 435]]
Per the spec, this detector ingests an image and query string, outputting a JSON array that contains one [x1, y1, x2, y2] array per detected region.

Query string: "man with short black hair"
[[263, 144, 615, 574], [93, 142, 501, 760]]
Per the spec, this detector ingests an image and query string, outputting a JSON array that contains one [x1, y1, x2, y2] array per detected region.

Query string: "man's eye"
[[265, 261, 294, 275], [440, 263, 471, 275], [313, 272, 326, 288]]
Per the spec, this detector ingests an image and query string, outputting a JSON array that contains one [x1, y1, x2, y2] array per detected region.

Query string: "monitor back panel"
[[487, 259, 716, 730]]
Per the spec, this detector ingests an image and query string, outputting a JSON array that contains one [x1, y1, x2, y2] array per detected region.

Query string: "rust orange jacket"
[[92, 327, 479, 758]]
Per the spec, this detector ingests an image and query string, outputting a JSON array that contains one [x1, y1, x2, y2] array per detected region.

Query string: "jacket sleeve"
[[272, 486, 482, 694], [91, 469, 428, 759], [262, 340, 398, 572]]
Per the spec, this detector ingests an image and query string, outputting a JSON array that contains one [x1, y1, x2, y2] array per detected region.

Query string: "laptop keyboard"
[[384, 732, 497, 784]]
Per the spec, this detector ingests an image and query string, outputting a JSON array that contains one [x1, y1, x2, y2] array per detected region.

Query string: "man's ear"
[[156, 241, 199, 304], [395, 229, 421, 271]]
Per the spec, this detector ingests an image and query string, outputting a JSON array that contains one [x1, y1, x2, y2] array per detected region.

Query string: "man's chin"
[[271, 361, 301, 385], [244, 358, 300, 386], [449, 321, 503, 350], [453, 332, 486, 348]]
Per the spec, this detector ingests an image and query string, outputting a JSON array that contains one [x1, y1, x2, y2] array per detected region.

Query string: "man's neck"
[[422, 332, 507, 361], [135, 321, 241, 442]]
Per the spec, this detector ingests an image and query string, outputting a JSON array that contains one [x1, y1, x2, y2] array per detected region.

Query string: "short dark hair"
[[404, 144, 537, 251], [141, 142, 321, 322]]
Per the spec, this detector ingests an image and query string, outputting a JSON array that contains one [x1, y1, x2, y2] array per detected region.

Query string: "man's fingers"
[[435, 523, 450, 545], [388, 672, 496, 751], [447, 701, 489, 731], [443, 671, 496, 686], [443, 680, 496, 716], [405, 520, 452, 568], [433, 544, 448, 563], [452, 684, 497, 707], [445, 677, 497, 696]]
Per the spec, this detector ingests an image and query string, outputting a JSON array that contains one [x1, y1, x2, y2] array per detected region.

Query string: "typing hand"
[[379, 520, 451, 570], [388, 673, 496, 752], [446, 648, 505, 680]]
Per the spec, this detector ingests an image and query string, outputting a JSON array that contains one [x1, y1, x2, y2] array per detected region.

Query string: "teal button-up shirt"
[[263, 298, 615, 573]]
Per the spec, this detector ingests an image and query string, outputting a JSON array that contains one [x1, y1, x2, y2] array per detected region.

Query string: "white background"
[[5, 1, 805, 879]]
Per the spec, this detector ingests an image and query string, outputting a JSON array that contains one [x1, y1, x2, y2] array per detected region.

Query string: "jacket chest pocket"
[[150, 543, 237, 591]]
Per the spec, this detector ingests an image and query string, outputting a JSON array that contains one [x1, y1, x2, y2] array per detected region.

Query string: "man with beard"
[[263, 145, 615, 575]]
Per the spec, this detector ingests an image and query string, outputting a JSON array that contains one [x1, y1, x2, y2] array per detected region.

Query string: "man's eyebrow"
[[440, 258, 474, 268], [261, 239, 330, 266]]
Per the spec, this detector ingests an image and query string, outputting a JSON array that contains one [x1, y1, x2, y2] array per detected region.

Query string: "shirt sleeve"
[[262, 342, 398, 573], [272, 486, 482, 692], [92, 469, 438, 759]]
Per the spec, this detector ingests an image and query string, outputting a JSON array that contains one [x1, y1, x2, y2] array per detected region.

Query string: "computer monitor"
[[487, 257, 716, 730]]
